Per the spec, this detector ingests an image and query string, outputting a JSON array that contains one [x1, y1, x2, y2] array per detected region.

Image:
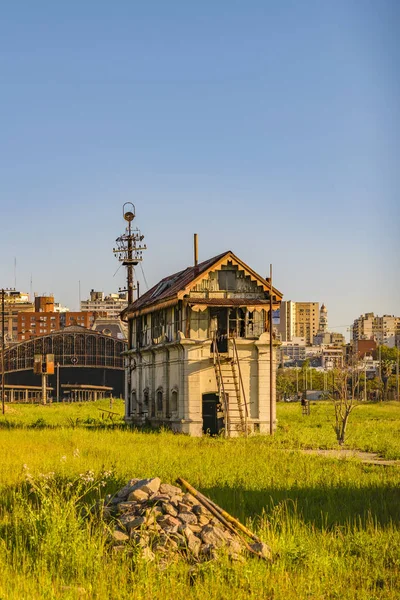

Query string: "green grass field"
[[0, 400, 399, 599]]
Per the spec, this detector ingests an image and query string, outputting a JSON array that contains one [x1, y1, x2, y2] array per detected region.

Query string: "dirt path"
[[299, 448, 400, 466]]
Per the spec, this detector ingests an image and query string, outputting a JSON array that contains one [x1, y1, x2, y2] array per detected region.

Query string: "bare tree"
[[381, 359, 395, 401], [330, 367, 361, 446]]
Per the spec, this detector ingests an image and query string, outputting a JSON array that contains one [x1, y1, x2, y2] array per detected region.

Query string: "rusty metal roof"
[[123, 250, 283, 318]]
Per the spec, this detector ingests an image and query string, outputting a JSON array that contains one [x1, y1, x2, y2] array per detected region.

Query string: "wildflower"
[[60, 456, 67, 462], [73, 448, 80, 458]]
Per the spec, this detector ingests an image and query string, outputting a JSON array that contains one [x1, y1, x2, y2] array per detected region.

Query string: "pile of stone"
[[103, 477, 270, 563]]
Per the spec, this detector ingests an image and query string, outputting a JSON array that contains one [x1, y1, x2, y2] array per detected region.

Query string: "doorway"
[[210, 308, 228, 353], [202, 392, 222, 435]]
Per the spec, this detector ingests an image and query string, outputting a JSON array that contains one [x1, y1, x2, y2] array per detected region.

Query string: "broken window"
[[171, 389, 178, 413], [228, 308, 246, 338], [156, 389, 163, 413], [218, 270, 236, 291], [174, 305, 181, 338], [152, 311, 165, 342], [128, 390, 136, 417]]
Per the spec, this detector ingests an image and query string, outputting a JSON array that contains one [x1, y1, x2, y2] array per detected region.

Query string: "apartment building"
[[0, 291, 34, 344], [352, 313, 400, 348], [17, 295, 105, 340], [276, 301, 319, 345], [81, 290, 128, 319], [18, 311, 106, 340]]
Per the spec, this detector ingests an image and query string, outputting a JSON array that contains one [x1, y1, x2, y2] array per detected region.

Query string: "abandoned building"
[[122, 250, 283, 436]]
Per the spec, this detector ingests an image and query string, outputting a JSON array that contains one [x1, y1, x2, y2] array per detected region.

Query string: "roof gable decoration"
[[123, 250, 283, 317], [178, 252, 282, 300]]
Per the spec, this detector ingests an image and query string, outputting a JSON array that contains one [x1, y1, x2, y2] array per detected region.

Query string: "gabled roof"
[[123, 251, 283, 318]]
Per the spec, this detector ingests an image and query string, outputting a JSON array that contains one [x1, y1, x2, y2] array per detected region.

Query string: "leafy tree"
[[381, 359, 395, 401], [276, 368, 296, 399]]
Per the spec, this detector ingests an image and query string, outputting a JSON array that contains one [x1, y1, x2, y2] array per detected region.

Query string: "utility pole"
[[378, 343, 382, 402], [1, 288, 18, 414], [269, 264, 274, 435], [1, 289, 5, 415], [42, 370, 47, 405], [113, 203, 146, 306], [397, 341, 399, 402], [56, 362, 60, 403], [113, 204, 146, 414]]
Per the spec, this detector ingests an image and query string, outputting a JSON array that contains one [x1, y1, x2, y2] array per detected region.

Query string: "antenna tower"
[[113, 203, 146, 304]]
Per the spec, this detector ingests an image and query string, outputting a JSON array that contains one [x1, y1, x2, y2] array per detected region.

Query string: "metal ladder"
[[212, 334, 248, 436]]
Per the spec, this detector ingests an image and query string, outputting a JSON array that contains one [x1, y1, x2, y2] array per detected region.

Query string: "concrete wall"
[[127, 333, 278, 437]]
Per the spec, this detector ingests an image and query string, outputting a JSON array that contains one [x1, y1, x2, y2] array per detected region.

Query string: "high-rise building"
[[0, 291, 34, 344], [81, 290, 128, 319], [352, 313, 400, 348], [276, 301, 319, 345], [17, 310, 106, 340]]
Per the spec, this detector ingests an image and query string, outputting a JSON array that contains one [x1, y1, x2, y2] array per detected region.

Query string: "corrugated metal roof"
[[123, 250, 283, 318], [123, 251, 228, 316]]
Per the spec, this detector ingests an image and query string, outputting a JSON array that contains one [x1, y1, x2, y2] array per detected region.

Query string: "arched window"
[[142, 388, 149, 418], [147, 389, 155, 417], [171, 389, 178, 413], [156, 389, 163, 413], [129, 390, 136, 417]]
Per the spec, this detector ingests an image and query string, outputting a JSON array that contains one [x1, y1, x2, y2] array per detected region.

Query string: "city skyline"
[[1, 1, 399, 336]]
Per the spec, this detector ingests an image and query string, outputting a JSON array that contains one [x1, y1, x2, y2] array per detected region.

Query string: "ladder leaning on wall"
[[212, 333, 249, 437]]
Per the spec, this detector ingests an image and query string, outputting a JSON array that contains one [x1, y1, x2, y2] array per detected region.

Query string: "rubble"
[[103, 477, 271, 563]]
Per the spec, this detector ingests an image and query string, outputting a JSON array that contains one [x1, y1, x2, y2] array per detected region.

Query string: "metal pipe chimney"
[[194, 233, 198, 267]]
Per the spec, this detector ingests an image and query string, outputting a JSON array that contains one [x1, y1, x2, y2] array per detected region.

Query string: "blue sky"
[[1, 1, 399, 336]]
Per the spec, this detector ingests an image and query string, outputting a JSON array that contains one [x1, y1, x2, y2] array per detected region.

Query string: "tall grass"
[[0, 401, 399, 598]]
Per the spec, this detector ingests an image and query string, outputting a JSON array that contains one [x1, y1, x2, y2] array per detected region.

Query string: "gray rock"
[[178, 525, 194, 540], [187, 534, 201, 557], [159, 483, 182, 496], [147, 506, 164, 519], [162, 525, 179, 534], [127, 488, 149, 502], [201, 525, 227, 549], [117, 501, 138, 513], [157, 515, 181, 529], [250, 541, 272, 560], [148, 494, 171, 503], [177, 502, 192, 513], [116, 479, 141, 499], [200, 543, 217, 559], [187, 524, 202, 534], [111, 530, 130, 543], [226, 538, 243, 555], [170, 494, 183, 507], [192, 504, 205, 516], [123, 516, 145, 531], [197, 514, 211, 527], [182, 493, 197, 505], [178, 512, 198, 525], [161, 502, 178, 517], [135, 477, 161, 495]]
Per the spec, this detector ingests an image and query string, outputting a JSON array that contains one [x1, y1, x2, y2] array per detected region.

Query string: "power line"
[[139, 263, 149, 291]]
